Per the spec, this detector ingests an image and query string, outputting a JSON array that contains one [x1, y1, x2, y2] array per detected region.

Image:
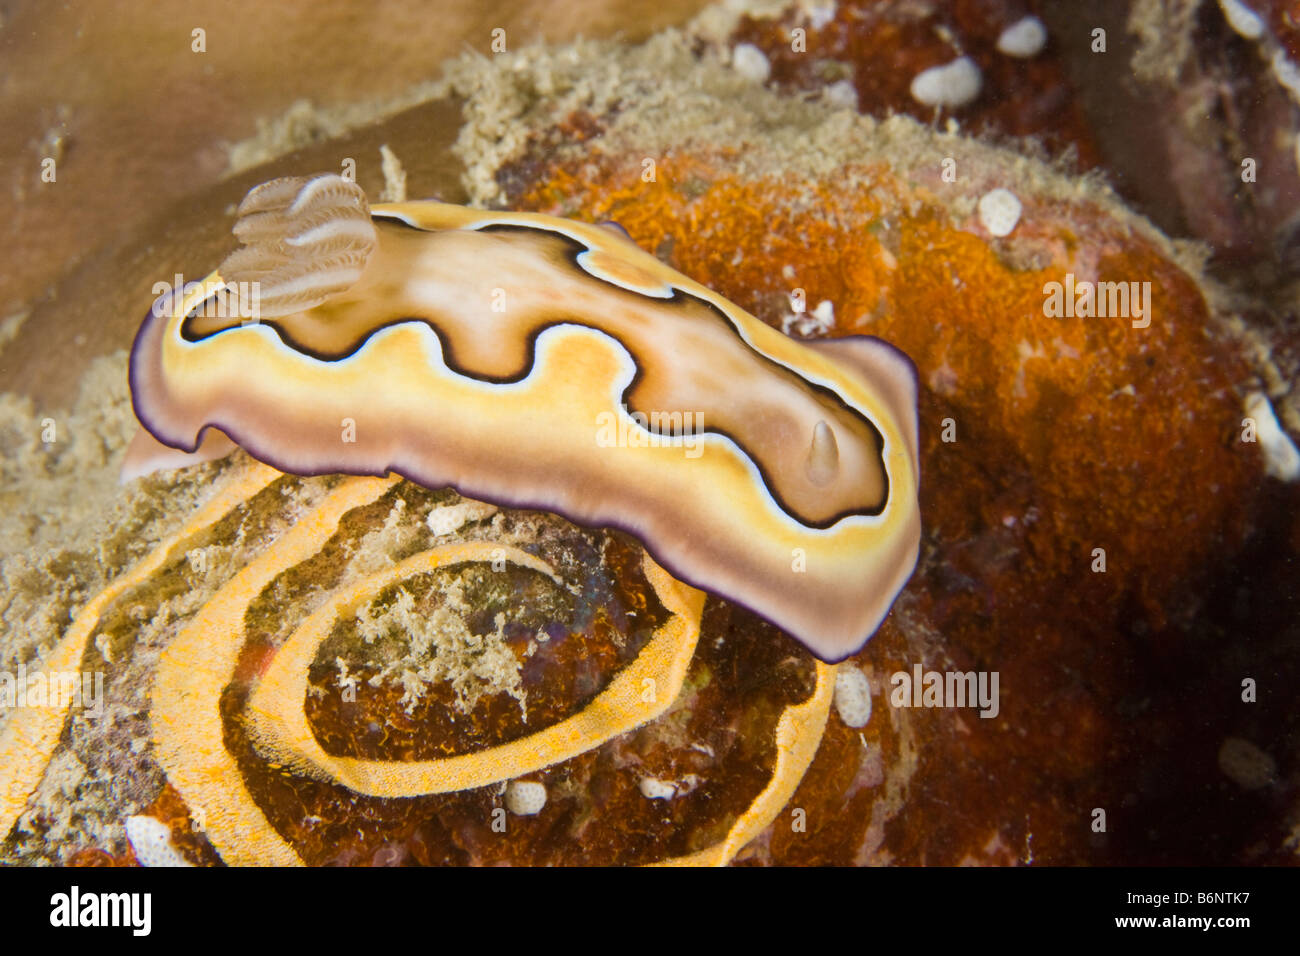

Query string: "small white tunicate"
[[638, 777, 677, 800], [125, 814, 193, 867], [1244, 392, 1300, 481], [1217, 0, 1265, 40], [910, 56, 982, 108], [732, 43, 772, 83], [996, 16, 1048, 58], [978, 188, 1023, 237], [505, 779, 547, 815], [833, 666, 873, 728], [825, 79, 859, 110]]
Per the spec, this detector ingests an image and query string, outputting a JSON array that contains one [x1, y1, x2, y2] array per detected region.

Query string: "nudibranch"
[[127, 174, 920, 662]]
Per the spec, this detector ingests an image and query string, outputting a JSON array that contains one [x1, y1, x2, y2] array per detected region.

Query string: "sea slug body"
[[127, 174, 922, 662]]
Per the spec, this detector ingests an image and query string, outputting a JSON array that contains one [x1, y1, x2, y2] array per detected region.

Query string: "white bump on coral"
[[379, 143, 408, 203], [1272, 49, 1300, 104], [978, 188, 1023, 237], [833, 666, 873, 728], [1217, 0, 1265, 39], [910, 56, 982, 108], [1244, 392, 1300, 481], [804, 0, 837, 31], [1217, 737, 1277, 790], [825, 79, 859, 110], [426, 498, 498, 536], [505, 779, 547, 815], [996, 16, 1048, 57], [782, 299, 836, 337], [125, 814, 193, 867], [638, 776, 678, 800], [732, 43, 772, 83]]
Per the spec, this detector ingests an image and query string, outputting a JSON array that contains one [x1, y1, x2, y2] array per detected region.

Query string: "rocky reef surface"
[[1, 0, 1297, 865]]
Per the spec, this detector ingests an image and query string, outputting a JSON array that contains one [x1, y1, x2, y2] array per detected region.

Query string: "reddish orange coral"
[[731, 0, 1100, 166], [506, 143, 1269, 863]]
